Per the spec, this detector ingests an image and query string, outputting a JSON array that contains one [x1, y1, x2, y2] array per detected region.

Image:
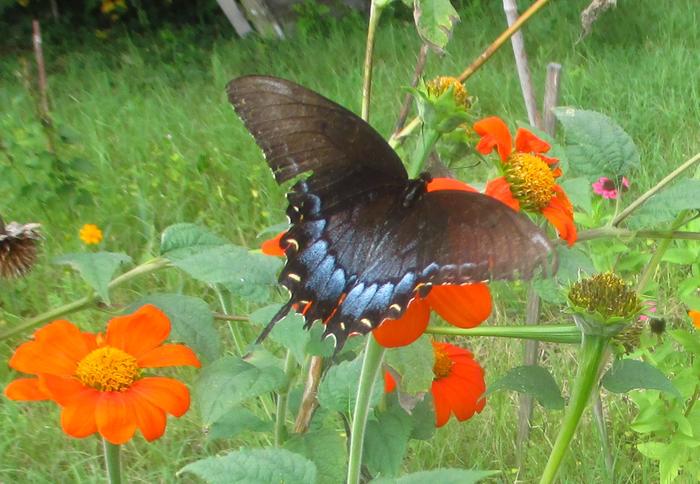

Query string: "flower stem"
[[424, 323, 581, 344], [539, 334, 607, 484], [275, 350, 295, 446], [103, 440, 122, 484], [612, 151, 700, 227], [347, 337, 385, 484], [636, 210, 688, 293], [0, 257, 169, 340], [361, 0, 384, 122], [574, 226, 700, 243], [408, 127, 440, 178]]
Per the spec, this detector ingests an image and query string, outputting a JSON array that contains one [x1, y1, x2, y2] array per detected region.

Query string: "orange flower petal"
[[689, 310, 700, 329], [96, 392, 138, 445], [262, 231, 287, 256], [474, 116, 512, 161], [539, 154, 559, 166], [383, 371, 397, 393], [372, 297, 431, 348], [9, 321, 93, 376], [515, 128, 550, 154], [130, 377, 190, 417], [61, 387, 99, 438], [542, 186, 577, 246], [41, 374, 87, 405], [427, 284, 492, 328], [137, 344, 201, 369], [485, 177, 520, 211], [131, 394, 167, 441], [4, 378, 50, 401], [105, 305, 171, 358], [431, 379, 452, 427], [427, 178, 478, 193]]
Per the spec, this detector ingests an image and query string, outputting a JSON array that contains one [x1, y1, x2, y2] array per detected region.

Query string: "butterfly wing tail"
[[255, 299, 294, 345]]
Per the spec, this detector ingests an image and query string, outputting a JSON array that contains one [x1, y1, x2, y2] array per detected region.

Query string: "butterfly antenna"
[[255, 299, 294, 345]]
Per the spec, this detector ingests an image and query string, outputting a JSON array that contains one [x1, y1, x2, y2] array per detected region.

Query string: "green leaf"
[[553, 107, 640, 179], [364, 402, 413, 477], [385, 335, 434, 394], [407, 394, 435, 441], [662, 248, 699, 265], [532, 277, 567, 304], [601, 359, 681, 398], [414, 0, 459, 54], [318, 354, 383, 414], [179, 448, 317, 484], [53, 252, 131, 303], [668, 330, 700, 356], [129, 293, 220, 363], [627, 179, 700, 229], [560, 177, 593, 213], [160, 223, 227, 256], [284, 429, 347, 484], [167, 243, 281, 286], [486, 365, 565, 410], [372, 469, 500, 484], [555, 245, 595, 283], [196, 356, 286, 425], [207, 406, 271, 440], [250, 304, 333, 363]]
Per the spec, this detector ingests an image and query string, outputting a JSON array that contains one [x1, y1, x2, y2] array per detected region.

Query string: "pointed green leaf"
[[385, 335, 434, 394], [627, 179, 700, 229], [668, 330, 700, 356], [414, 0, 459, 54], [179, 448, 317, 484], [160, 223, 227, 256], [284, 429, 347, 484], [53, 252, 131, 303], [196, 356, 286, 425], [318, 354, 383, 414], [364, 402, 413, 477], [372, 469, 499, 484], [556, 245, 595, 283], [129, 293, 221, 363], [208, 406, 271, 440], [486, 365, 564, 410], [601, 359, 681, 398], [407, 394, 435, 441], [553, 107, 640, 179]]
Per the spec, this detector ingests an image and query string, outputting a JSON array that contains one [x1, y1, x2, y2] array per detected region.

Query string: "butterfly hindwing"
[[228, 75, 555, 350]]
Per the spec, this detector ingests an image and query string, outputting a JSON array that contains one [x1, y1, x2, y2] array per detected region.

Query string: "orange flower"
[[262, 178, 493, 348], [690, 310, 700, 329], [385, 341, 486, 427], [4, 305, 201, 444], [79, 223, 103, 245], [474, 116, 577, 246]]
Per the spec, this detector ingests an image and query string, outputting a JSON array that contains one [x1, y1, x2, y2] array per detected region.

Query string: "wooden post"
[[239, 0, 285, 39], [543, 63, 562, 135], [216, 0, 254, 38], [503, 0, 540, 127]]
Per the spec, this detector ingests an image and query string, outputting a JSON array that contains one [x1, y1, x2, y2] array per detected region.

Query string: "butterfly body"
[[227, 76, 555, 349]]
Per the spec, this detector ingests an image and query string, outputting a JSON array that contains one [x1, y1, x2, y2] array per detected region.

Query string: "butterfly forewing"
[[227, 75, 556, 350]]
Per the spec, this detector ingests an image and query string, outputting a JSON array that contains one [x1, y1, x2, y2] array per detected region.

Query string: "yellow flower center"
[[426, 76, 469, 109], [75, 346, 140, 392], [432, 345, 453, 380], [568, 272, 642, 319], [504, 153, 556, 211]]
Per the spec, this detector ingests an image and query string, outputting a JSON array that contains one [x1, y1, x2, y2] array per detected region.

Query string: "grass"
[[1, 0, 699, 482]]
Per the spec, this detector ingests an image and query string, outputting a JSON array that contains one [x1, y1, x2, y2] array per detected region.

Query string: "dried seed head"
[[0, 218, 41, 279], [568, 272, 642, 321]]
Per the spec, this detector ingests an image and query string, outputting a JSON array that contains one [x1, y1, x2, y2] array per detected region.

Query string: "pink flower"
[[638, 300, 656, 322], [592, 177, 630, 199]]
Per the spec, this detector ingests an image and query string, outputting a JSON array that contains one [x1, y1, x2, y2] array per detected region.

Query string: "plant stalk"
[[540, 334, 607, 484], [274, 350, 295, 446], [424, 323, 581, 344], [636, 211, 688, 293], [408, 127, 440, 178], [0, 258, 169, 340], [361, 0, 384, 122], [347, 337, 385, 484], [103, 440, 122, 484], [612, 152, 700, 227]]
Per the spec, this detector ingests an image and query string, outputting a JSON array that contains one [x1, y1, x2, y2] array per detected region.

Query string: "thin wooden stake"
[[239, 0, 285, 39], [294, 355, 323, 433], [393, 43, 429, 133], [543, 63, 562, 134], [32, 20, 51, 126], [216, 0, 254, 38], [503, 0, 540, 126]]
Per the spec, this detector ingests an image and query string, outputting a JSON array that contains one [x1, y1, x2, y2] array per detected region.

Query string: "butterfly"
[[227, 76, 555, 350]]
